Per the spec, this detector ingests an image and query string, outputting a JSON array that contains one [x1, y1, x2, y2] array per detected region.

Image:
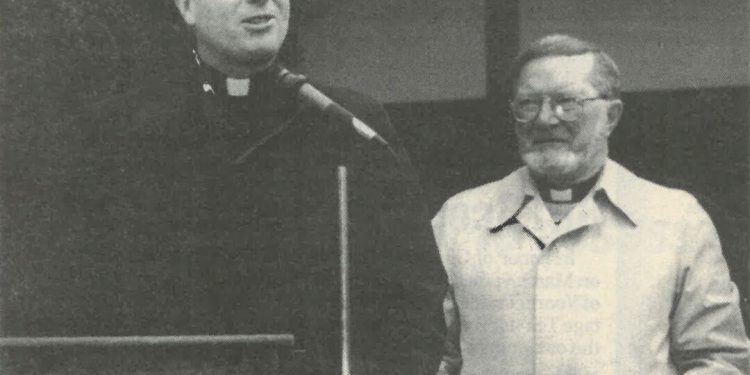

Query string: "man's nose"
[[534, 99, 559, 126]]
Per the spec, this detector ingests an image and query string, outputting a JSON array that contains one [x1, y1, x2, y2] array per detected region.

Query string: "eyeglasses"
[[510, 96, 608, 123]]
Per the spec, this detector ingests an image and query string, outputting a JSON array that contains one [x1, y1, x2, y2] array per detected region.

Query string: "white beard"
[[521, 148, 583, 181]]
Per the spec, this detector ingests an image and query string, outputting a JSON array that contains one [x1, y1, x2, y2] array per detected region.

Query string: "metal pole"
[[338, 166, 351, 375]]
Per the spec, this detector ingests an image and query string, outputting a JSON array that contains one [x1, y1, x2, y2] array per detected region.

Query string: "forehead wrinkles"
[[516, 54, 597, 96]]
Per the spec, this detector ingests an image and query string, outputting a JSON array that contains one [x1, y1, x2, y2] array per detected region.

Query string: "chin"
[[235, 46, 279, 67], [521, 149, 582, 182]]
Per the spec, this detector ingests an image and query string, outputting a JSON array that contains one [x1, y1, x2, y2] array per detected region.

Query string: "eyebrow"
[[514, 91, 588, 99]]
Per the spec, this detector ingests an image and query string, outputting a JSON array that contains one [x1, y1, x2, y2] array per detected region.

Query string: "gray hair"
[[509, 34, 622, 99]]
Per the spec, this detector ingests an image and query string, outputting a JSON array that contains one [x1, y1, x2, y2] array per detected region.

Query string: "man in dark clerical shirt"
[[1, 1, 446, 373]]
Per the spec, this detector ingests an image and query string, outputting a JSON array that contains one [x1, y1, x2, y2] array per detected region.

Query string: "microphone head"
[[277, 67, 309, 90]]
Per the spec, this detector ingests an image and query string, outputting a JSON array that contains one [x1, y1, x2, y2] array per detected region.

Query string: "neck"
[[196, 45, 277, 78], [532, 166, 600, 190]]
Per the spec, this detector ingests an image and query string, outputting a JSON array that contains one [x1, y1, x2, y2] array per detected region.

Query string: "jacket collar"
[[483, 167, 534, 232], [594, 159, 645, 225], [485, 159, 644, 232]]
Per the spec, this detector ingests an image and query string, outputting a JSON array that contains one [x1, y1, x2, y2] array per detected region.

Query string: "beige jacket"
[[433, 159, 749, 374]]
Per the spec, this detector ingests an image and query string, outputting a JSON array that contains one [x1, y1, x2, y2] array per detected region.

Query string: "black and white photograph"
[[1, 0, 748, 373]]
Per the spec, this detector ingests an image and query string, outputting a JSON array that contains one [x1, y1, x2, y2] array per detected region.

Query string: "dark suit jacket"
[[2, 61, 446, 374]]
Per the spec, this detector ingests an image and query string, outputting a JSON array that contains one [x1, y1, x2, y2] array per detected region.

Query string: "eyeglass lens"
[[511, 97, 592, 123]]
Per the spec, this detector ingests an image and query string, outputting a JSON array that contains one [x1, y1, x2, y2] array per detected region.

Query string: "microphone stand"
[[277, 67, 396, 373], [338, 166, 351, 375]]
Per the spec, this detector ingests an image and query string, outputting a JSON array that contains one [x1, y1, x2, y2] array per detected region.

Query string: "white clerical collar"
[[549, 188, 573, 202], [226, 77, 251, 96], [533, 169, 603, 203]]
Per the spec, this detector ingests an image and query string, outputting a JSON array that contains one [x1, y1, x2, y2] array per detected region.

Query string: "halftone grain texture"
[[1, 1, 183, 122]]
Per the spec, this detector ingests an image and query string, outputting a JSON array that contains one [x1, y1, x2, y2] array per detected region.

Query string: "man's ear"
[[605, 99, 623, 135], [174, 0, 196, 26]]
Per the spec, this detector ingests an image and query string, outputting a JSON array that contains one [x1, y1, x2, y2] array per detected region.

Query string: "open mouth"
[[242, 15, 275, 26]]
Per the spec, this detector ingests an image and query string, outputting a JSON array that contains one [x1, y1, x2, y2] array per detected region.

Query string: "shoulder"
[[434, 167, 526, 225], [84, 55, 196, 121], [607, 161, 706, 225], [308, 82, 415, 168], [316, 84, 385, 116], [439, 180, 503, 215], [312, 83, 394, 136], [82, 78, 193, 131]]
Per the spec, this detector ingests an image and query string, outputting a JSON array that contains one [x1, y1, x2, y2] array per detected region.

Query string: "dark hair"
[[509, 34, 621, 99]]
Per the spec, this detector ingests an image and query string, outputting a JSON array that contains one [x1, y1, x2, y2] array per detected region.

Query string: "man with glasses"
[[432, 34, 749, 374]]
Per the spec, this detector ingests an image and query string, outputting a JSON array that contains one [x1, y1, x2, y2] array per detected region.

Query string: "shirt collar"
[[594, 159, 644, 226], [485, 159, 643, 231], [532, 170, 602, 203], [191, 50, 292, 110], [197, 58, 282, 97]]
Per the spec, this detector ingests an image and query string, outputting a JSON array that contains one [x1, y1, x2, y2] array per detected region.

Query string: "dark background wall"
[[1, 0, 748, 369]]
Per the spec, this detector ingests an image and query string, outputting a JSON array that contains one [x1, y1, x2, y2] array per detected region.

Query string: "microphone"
[[276, 68, 389, 146]]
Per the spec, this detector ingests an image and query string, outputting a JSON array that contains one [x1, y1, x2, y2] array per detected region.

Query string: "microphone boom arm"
[[277, 68, 389, 146]]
